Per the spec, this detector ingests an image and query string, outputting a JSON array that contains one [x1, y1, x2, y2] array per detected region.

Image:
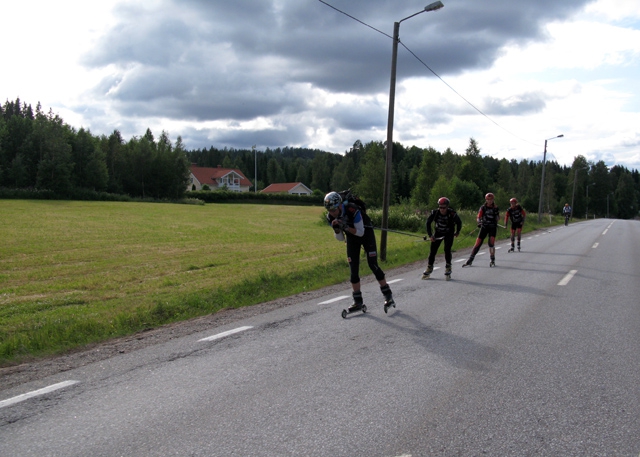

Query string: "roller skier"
[[324, 191, 396, 317], [463, 192, 500, 268], [422, 197, 462, 281], [504, 197, 526, 252]]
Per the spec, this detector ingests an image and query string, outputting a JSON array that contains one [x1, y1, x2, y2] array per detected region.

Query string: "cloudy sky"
[[3, 0, 639, 169]]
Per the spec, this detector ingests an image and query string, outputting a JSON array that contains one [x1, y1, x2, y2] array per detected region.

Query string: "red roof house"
[[260, 182, 312, 195], [188, 165, 252, 192]]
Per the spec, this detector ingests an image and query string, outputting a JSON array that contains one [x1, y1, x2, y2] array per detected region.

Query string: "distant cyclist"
[[562, 203, 572, 226], [504, 197, 526, 252]]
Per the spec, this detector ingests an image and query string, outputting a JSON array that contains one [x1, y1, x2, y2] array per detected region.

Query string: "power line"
[[317, 0, 540, 150]]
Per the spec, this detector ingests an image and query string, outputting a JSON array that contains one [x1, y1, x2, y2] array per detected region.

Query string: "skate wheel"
[[361, 305, 367, 313], [341, 309, 348, 319]]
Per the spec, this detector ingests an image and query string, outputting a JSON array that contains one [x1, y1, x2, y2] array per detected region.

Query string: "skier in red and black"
[[463, 192, 500, 267], [422, 197, 462, 280], [324, 191, 395, 314], [504, 197, 526, 252]]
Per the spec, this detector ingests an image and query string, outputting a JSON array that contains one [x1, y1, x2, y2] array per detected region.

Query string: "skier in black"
[[422, 197, 462, 280], [463, 192, 500, 267], [324, 191, 395, 313], [504, 197, 526, 252]]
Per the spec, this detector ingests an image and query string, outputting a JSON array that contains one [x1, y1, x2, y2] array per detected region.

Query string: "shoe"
[[445, 264, 452, 280], [383, 296, 396, 313], [489, 259, 495, 267], [462, 259, 473, 267], [508, 246, 514, 253], [421, 265, 434, 279], [348, 303, 363, 312]]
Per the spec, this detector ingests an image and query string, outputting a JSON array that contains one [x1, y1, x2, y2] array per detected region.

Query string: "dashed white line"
[[558, 270, 578, 286], [198, 326, 253, 342], [318, 296, 349, 305], [387, 278, 404, 284], [0, 380, 79, 409], [592, 242, 599, 249]]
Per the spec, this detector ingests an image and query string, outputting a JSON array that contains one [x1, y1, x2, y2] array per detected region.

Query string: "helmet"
[[324, 191, 342, 211], [485, 192, 494, 200], [509, 198, 517, 204], [437, 197, 450, 207]]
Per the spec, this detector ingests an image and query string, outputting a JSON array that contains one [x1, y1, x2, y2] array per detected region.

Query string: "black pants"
[[470, 226, 497, 258], [346, 228, 385, 284], [428, 233, 455, 265]]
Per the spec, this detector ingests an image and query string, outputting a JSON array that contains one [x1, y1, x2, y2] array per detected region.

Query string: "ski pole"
[[369, 226, 428, 240]]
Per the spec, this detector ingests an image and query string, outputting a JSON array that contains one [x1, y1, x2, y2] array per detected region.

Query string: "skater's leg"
[[464, 230, 486, 266], [443, 236, 454, 265], [362, 228, 386, 282], [488, 229, 496, 265]]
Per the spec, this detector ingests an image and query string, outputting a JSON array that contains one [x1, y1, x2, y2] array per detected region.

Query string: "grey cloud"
[[79, 0, 593, 148], [482, 92, 547, 116]]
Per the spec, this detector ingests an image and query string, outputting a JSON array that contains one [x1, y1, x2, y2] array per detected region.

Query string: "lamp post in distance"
[[537, 134, 564, 222], [570, 165, 589, 221], [607, 192, 614, 218], [252, 145, 257, 193], [586, 182, 595, 219], [380, 1, 444, 261]]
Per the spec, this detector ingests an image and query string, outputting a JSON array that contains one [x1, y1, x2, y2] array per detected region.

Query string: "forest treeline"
[[2, 98, 639, 219]]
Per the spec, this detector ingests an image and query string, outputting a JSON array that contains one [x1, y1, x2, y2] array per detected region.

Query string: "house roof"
[[261, 182, 311, 193], [190, 165, 252, 187]]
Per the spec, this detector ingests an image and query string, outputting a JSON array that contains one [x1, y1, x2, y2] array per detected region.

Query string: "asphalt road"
[[1, 219, 639, 456]]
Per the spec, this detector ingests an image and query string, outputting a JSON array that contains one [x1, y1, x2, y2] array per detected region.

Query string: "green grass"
[[0, 200, 564, 365]]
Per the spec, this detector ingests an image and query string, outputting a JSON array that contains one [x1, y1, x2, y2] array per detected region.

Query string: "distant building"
[[188, 165, 252, 192], [260, 182, 313, 195]]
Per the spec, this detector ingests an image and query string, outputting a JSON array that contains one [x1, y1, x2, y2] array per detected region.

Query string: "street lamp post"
[[380, 1, 444, 260], [570, 165, 589, 220], [252, 145, 257, 193], [586, 182, 595, 219], [537, 134, 564, 222]]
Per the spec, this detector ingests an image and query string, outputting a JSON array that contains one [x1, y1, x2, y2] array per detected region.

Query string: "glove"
[[332, 219, 345, 233], [477, 222, 482, 228]]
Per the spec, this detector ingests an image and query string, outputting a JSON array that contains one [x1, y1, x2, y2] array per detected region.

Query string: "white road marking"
[[388, 278, 404, 284], [592, 243, 599, 249], [558, 270, 578, 286], [318, 296, 349, 305], [602, 229, 608, 235], [199, 326, 253, 342], [0, 380, 79, 409]]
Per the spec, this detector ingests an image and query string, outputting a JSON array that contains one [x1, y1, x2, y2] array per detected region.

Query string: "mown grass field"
[[0, 199, 559, 366]]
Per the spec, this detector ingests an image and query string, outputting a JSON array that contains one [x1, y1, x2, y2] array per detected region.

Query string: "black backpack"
[[338, 189, 366, 214]]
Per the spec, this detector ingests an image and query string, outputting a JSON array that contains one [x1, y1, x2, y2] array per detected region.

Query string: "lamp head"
[[425, 1, 444, 12]]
